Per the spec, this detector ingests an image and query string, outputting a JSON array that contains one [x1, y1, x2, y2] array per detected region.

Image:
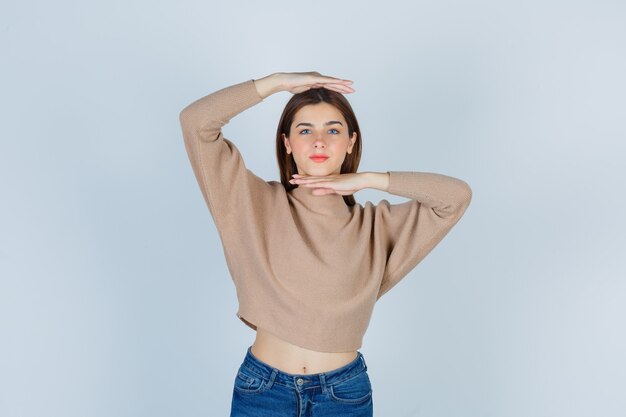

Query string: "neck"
[[289, 185, 350, 216]]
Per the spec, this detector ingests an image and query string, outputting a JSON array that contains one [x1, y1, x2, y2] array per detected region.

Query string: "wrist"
[[253, 73, 284, 99], [362, 172, 390, 192]]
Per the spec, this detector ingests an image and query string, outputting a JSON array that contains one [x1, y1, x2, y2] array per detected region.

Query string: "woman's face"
[[283, 102, 357, 177]]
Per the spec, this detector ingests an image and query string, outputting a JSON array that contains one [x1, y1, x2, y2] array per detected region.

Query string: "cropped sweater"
[[178, 79, 472, 352]]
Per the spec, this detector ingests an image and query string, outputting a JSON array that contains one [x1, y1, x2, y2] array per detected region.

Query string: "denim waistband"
[[240, 345, 368, 390]]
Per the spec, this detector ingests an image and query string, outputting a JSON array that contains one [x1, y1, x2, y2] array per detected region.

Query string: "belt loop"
[[266, 369, 278, 389], [319, 373, 328, 394], [360, 353, 367, 371]]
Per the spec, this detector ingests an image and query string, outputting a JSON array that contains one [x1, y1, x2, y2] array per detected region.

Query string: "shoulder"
[[264, 180, 287, 199], [350, 198, 402, 220], [358, 198, 398, 213]]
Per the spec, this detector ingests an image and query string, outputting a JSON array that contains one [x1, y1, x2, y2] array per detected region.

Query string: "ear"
[[282, 133, 292, 155], [347, 132, 357, 154], [282, 133, 292, 154]]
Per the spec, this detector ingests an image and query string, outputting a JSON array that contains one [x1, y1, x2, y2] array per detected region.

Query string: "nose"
[[313, 135, 326, 148]]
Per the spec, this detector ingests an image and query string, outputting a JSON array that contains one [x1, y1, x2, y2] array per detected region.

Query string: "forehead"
[[292, 102, 345, 124]]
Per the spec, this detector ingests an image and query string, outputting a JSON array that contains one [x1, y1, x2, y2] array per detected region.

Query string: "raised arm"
[[178, 76, 277, 233], [361, 171, 471, 218], [372, 170, 473, 299], [178, 72, 356, 238]]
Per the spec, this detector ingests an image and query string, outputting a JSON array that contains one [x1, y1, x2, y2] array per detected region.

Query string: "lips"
[[310, 155, 329, 162]]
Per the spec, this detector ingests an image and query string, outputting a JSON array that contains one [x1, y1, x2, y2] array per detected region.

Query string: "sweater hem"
[[235, 308, 363, 354]]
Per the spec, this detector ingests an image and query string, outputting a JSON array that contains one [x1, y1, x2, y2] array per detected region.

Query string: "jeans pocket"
[[233, 366, 267, 395], [329, 371, 373, 404]]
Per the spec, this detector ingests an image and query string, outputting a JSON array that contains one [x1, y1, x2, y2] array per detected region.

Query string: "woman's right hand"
[[254, 72, 354, 98]]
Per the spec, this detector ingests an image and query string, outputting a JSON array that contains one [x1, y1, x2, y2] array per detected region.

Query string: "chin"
[[309, 169, 333, 177], [307, 165, 338, 175]]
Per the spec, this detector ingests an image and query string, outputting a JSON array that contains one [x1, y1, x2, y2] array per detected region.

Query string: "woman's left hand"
[[289, 173, 368, 196]]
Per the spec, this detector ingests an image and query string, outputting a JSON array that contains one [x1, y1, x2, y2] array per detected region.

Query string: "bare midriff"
[[251, 327, 358, 375]]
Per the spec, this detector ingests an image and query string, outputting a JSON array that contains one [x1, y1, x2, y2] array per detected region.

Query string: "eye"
[[299, 128, 340, 135]]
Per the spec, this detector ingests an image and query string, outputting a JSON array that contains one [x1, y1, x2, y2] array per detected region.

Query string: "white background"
[[1, 1, 625, 416]]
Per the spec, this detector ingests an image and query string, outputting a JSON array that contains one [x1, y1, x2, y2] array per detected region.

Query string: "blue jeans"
[[230, 346, 374, 417]]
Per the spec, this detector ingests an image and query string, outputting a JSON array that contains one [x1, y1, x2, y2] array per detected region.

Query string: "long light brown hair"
[[275, 88, 363, 207]]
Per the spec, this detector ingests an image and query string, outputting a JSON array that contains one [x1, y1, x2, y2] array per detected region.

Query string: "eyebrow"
[[295, 121, 344, 128]]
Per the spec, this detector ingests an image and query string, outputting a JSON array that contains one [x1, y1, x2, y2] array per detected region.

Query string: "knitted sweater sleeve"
[[376, 171, 472, 300], [178, 79, 272, 236]]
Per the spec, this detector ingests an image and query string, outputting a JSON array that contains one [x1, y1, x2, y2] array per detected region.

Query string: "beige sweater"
[[179, 79, 472, 352]]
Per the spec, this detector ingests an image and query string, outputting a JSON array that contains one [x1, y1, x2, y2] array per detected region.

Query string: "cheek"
[[291, 141, 308, 155], [330, 140, 349, 152]]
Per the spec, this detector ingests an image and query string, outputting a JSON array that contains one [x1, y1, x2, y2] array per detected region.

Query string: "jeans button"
[[296, 378, 304, 385]]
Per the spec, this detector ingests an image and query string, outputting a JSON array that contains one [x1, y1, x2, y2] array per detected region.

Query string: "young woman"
[[179, 71, 472, 416]]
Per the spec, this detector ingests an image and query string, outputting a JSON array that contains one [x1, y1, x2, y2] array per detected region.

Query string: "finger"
[[322, 84, 355, 93], [306, 79, 354, 94], [304, 183, 336, 190], [303, 182, 327, 187], [301, 178, 334, 185], [322, 83, 354, 91], [312, 76, 354, 88], [290, 178, 332, 185], [316, 75, 353, 84], [318, 80, 353, 89], [323, 86, 355, 94], [289, 178, 321, 184], [295, 174, 326, 179], [292, 174, 328, 180], [322, 81, 354, 87]]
